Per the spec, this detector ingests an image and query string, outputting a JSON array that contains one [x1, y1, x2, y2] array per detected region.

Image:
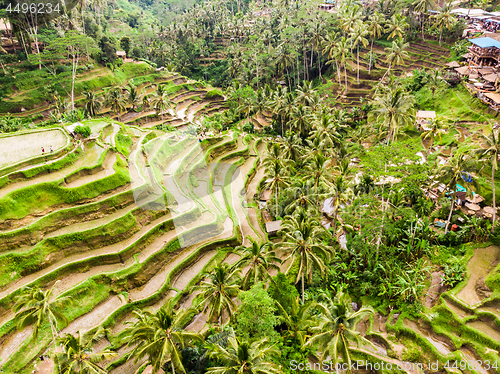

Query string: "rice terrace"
[[1, 0, 500, 373]]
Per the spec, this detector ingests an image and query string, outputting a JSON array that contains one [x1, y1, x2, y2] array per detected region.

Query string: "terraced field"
[[320, 40, 451, 108], [0, 119, 269, 373]]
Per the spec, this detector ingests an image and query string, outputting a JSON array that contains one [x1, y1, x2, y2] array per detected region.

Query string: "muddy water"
[[456, 245, 500, 306]]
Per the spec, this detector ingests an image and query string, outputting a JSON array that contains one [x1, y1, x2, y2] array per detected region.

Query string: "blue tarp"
[[468, 37, 500, 49]]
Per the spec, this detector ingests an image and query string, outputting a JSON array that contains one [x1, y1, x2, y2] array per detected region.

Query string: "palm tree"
[[290, 104, 312, 136], [275, 298, 315, 346], [383, 39, 410, 78], [424, 69, 443, 99], [371, 84, 415, 144], [278, 213, 331, 303], [104, 87, 126, 117], [264, 159, 291, 217], [304, 151, 330, 203], [413, 0, 435, 41], [205, 328, 281, 374], [13, 282, 70, 342], [433, 1, 456, 46], [329, 37, 350, 93], [124, 303, 202, 374], [233, 240, 282, 290], [349, 21, 369, 85], [194, 263, 241, 326], [476, 125, 500, 233], [126, 83, 141, 111], [295, 81, 315, 106], [309, 20, 325, 78], [420, 117, 448, 146], [54, 328, 116, 374], [83, 90, 102, 118], [327, 176, 351, 235], [152, 84, 173, 122], [437, 153, 476, 233], [304, 290, 373, 372], [385, 14, 408, 41], [367, 13, 385, 74], [322, 31, 342, 87]]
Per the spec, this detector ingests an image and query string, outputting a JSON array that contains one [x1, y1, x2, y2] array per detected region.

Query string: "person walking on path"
[[50, 145, 53, 153], [41, 147, 45, 155]]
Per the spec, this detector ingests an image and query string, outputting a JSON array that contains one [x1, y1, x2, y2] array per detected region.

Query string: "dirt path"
[[456, 245, 500, 306]]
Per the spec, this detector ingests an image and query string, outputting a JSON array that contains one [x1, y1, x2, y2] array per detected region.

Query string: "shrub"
[[242, 122, 254, 133], [233, 283, 279, 341], [441, 257, 466, 288], [268, 272, 299, 315], [74, 124, 91, 138], [205, 89, 224, 100]]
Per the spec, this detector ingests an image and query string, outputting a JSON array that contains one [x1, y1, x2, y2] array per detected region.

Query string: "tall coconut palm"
[[371, 84, 415, 144], [322, 31, 342, 86], [54, 328, 116, 374], [413, 0, 435, 41], [152, 84, 174, 122], [83, 90, 102, 118], [329, 37, 350, 93], [385, 14, 408, 41], [278, 213, 332, 303], [290, 104, 312, 136], [433, 0, 456, 46], [280, 132, 303, 165], [265, 159, 291, 217], [304, 151, 330, 203], [104, 87, 126, 117], [367, 12, 385, 74], [205, 328, 281, 374], [424, 69, 444, 99], [327, 176, 352, 236], [13, 282, 70, 342], [349, 21, 369, 85], [194, 263, 241, 326], [295, 81, 315, 107], [233, 240, 282, 290], [437, 153, 476, 233], [124, 303, 201, 374], [476, 125, 500, 233], [126, 83, 141, 111], [383, 39, 410, 78], [304, 290, 373, 372]]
